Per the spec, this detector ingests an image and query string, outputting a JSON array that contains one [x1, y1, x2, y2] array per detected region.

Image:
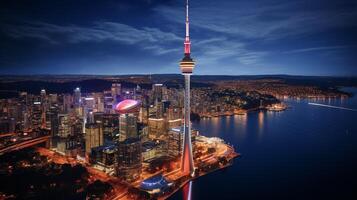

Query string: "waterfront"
[[170, 88, 357, 200]]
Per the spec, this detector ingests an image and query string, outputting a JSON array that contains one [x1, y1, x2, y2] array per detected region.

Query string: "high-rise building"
[[140, 94, 150, 125], [71, 121, 83, 136], [168, 127, 184, 157], [119, 114, 138, 141], [116, 137, 142, 181], [40, 89, 46, 101], [40, 89, 49, 129], [87, 111, 95, 124], [168, 118, 182, 130], [62, 94, 72, 113], [84, 97, 95, 111], [148, 118, 166, 139], [48, 93, 58, 105], [74, 87, 81, 107], [96, 95, 105, 113], [30, 98, 42, 130], [93, 112, 104, 124], [47, 107, 59, 136], [153, 84, 164, 102], [85, 123, 103, 154], [19, 92, 28, 107], [155, 100, 164, 118], [115, 99, 140, 141], [90, 145, 117, 172], [104, 90, 114, 114], [142, 140, 167, 162], [179, 0, 195, 176], [167, 107, 182, 121], [23, 111, 31, 131], [111, 83, 121, 103], [102, 114, 119, 139], [58, 113, 70, 137]]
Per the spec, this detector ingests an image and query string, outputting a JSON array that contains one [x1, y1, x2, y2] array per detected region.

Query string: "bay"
[[170, 87, 357, 200]]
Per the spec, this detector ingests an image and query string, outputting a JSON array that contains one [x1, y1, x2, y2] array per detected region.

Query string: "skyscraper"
[[85, 123, 104, 154], [112, 83, 121, 95], [111, 83, 121, 103], [116, 137, 142, 181], [119, 114, 138, 141], [102, 114, 119, 139], [74, 87, 81, 107], [115, 99, 141, 141], [31, 98, 42, 130], [168, 127, 183, 157], [153, 83, 163, 102], [40, 89, 47, 128], [114, 100, 142, 181], [58, 113, 70, 137], [180, 0, 195, 176]]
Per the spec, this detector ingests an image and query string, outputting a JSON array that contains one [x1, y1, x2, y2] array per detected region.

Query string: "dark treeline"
[[0, 149, 112, 199]]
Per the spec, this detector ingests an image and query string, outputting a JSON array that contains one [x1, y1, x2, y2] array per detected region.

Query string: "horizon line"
[[0, 73, 357, 78]]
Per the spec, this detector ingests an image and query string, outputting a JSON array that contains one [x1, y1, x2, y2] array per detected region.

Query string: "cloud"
[[143, 45, 179, 55], [154, 0, 357, 40], [1, 0, 356, 75], [151, 0, 357, 74], [1, 21, 181, 54], [193, 37, 268, 66], [284, 45, 353, 54]]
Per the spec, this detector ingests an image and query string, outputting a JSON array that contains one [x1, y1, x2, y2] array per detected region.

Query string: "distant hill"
[[0, 74, 356, 97]]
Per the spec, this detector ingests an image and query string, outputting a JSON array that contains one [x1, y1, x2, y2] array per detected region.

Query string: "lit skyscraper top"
[[74, 87, 81, 106]]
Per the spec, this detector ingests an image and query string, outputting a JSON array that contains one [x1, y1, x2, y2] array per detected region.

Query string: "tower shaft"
[[181, 74, 195, 176], [180, 0, 195, 176]]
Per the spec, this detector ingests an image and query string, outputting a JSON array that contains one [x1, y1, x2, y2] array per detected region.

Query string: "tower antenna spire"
[[184, 0, 191, 56], [186, 0, 189, 37]]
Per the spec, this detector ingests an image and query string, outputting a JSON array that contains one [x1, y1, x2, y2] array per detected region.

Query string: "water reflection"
[[182, 181, 192, 200], [258, 111, 264, 140], [233, 114, 247, 138], [210, 117, 220, 136]]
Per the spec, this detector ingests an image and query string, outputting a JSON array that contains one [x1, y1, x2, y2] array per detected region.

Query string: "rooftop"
[[140, 174, 172, 192], [115, 99, 141, 114]]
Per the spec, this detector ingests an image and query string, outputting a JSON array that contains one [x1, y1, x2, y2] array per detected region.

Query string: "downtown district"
[[0, 83, 239, 199]]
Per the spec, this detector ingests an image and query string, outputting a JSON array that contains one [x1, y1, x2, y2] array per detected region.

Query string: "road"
[[36, 147, 129, 200], [35, 142, 238, 200], [0, 135, 50, 155]]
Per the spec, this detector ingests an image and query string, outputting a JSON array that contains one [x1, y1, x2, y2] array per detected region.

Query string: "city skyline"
[[1, 0, 357, 76], [1, 1, 357, 200]]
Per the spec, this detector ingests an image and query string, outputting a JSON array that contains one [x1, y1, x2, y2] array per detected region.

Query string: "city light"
[[1, 0, 354, 199]]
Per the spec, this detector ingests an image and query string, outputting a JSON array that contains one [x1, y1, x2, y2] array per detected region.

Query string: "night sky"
[[1, 0, 357, 75]]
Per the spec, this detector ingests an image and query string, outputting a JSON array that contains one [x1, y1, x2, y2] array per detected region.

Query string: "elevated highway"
[[0, 135, 51, 155]]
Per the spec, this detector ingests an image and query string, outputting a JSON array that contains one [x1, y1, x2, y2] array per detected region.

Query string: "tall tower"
[[180, 0, 195, 176]]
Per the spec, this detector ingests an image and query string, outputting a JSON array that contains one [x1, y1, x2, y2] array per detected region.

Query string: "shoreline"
[[196, 94, 354, 119], [159, 149, 240, 200], [160, 160, 237, 200], [35, 143, 240, 200]]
